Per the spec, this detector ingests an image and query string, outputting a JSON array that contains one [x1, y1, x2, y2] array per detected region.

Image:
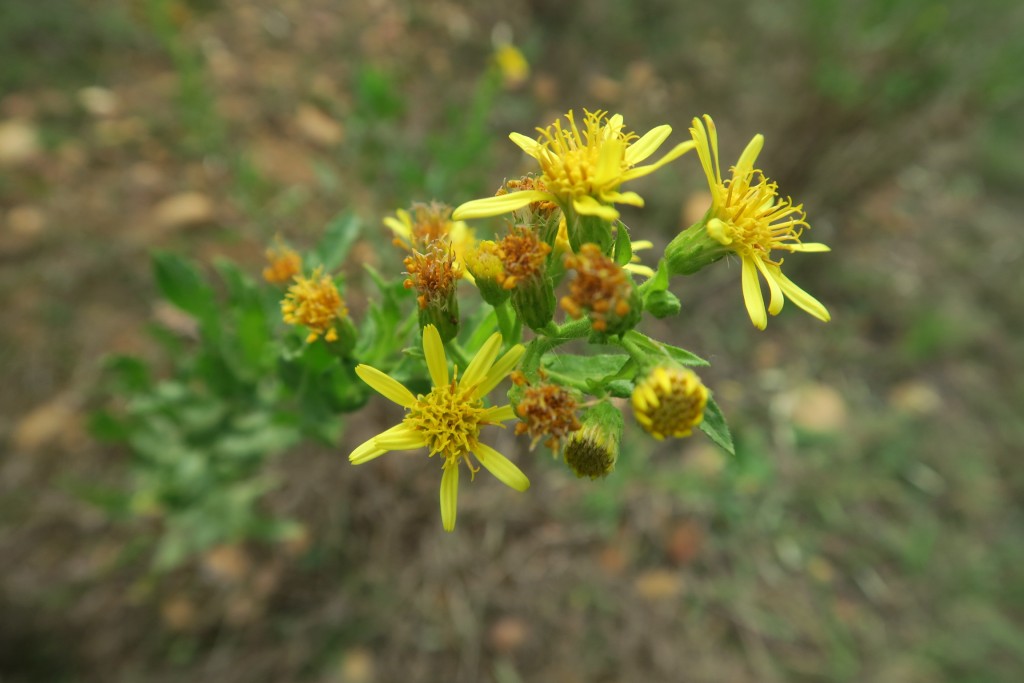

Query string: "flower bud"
[[632, 365, 708, 440], [564, 401, 622, 479], [404, 244, 461, 342], [464, 240, 510, 307], [643, 289, 681, 318], [663, 218, 731, 277]]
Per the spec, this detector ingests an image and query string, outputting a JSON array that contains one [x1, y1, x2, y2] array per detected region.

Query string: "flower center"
[[708, 170, 808, 266], [535, 111, 636, 199], [404, 379, 487, 463]]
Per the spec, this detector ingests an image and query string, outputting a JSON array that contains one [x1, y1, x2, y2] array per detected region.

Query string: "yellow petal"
[[625, 124, 672, 165], [474, 442, 530, 492], [620, 140, 696, 182], [382, 209, 411, 238], [481, 404, 517, 423], [374, 423, 427, 451], [595, 137, 626, 183], [572, 195, 619, 221], [603, 190, 645, 207], [349, 433, 389, 464], [623, 263, 655, 279], [631, 240, 654, 251], [690, 115, 722, 193], [754, 256, 785, 316], [355, 364, 416, 407], [452, 190, 550, 220], [440, 462, 459, 532], [509, 131, 542, 158], [787, 242, 831, 253], [422, 324, 449, 388], [461, 332, 502, 391], [474, 344, 525, 399], [735, 134, 764, 180], [771, 267, 831, 323], [349, 423, 411, 464], [741, 256, 768, 330]]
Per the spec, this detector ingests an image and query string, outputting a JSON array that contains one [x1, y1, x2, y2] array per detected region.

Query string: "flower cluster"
[[263, 108, 831, 532]]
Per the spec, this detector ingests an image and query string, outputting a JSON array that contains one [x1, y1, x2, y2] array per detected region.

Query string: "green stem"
[[494, 300, 521, 346], [444, 341, 470, 369], [542, 369, 594, 394], [520, 318, 594, 378]]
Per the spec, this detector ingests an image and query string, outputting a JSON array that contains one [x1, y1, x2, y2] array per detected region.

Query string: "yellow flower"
[[632, 366, 708, 440], [349, 326, 529, 532], [384, 203, 473, 281], [262, 237, 302, 284], [453, 110, 695, 222], [494, 43, 529, 88], [281, 267, 348, 343], [691, 115, 830, 329]]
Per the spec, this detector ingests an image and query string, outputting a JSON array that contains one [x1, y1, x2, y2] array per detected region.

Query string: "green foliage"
[[91, 251, 334, 571]]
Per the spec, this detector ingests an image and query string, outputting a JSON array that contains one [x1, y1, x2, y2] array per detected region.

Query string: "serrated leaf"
[[699, 395, 735, 456]]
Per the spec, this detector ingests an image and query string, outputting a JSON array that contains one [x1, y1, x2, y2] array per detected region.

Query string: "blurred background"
[[2, 0, 1023, 681]]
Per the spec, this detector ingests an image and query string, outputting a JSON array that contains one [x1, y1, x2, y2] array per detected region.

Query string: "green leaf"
[[103, 355, 152, 393], [152, 251, 217, 324], [700, 395, 735, 456], [234, 303, 271, 373], [613, 222, 633, 266], [543, 353, 630, 385], [466, 308, 499, 353], [89, 410, 130, 442], [650, 258, 670, 293], [605, 379, 635, 398], [312, 212, 361, 271], [623, 330, 709, 367]]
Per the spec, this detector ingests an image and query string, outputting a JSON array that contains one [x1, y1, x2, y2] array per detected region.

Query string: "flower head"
[[690, 115, 830, 329], [404, 243, 462, 341], [385, 202, 473, 279], [511, 371, 582, 451], [564, 401, 622, 479], [493, 42, 529, 89], [350, 326, 529, 531], [497, 225, 551, 290], [561, 243, 639, 334], [262, 237, 302, 284], [632, 365, 708, 440], [404, 243, 462, 310], [453, 110, 695, 222], [281, 267, 348, 343]]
